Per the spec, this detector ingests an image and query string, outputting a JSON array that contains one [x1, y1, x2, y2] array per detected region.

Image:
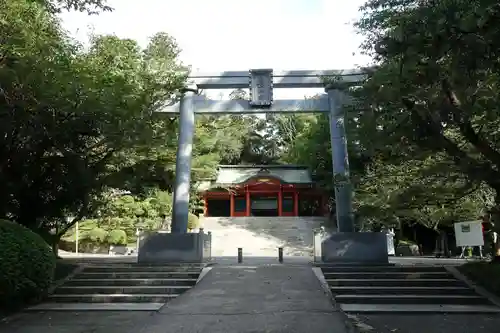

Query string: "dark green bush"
[[86, 227, 108, 243], [107, 229, 127, 245], [188, 213, 199, 230], [0, 219, 56, 308]]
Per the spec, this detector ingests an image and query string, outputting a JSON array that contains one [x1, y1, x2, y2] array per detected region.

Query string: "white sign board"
[[454, 221, 484, 247]]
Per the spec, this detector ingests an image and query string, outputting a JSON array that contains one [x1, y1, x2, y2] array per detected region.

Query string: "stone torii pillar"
[[326, 88, 355, 232], [170, 84, 198, 233]]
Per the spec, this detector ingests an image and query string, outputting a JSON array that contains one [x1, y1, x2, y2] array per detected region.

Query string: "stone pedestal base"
[[138, 230, 212, 264], [314, 231, 388, 264]]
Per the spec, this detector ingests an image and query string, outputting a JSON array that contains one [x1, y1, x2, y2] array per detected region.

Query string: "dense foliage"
[[0, 219, 56, 308], [352, 0, 500, 255], [0, 0, 268, 250]]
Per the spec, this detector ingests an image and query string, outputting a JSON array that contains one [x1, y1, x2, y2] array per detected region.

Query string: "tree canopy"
[[266, 0, 500, 239], [0, 0, 276, 246]]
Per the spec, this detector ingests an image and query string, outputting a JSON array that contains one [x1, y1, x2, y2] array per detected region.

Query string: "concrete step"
[[320, 265, 446, 273], [340, 303, 500, 314], [329, 286, 477, 295], [316, 263, 395, 268], [82, 263, 206, 267], [335, 294, 491, 305], [323, 271, 454, 279], [54, 285, 192, 295], [74, 271, 201, 279], [48, 294, 180, 303], [327, 278, 466, 287], [26, 302, 165, 311], [82, 266, 204, 273], [64, 278, 197, 287]]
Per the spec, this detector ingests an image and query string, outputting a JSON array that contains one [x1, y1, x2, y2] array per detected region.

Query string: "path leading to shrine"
[[3, 260, 500, 333], [134, 265, 351, 333], [0, 265, 352, 333], [200, 216, 326, 258]]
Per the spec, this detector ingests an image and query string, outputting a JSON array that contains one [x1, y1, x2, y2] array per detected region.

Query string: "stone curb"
[[196, 266, 213, 284], [445, 265, 500, 308], [312, 267, 372, 333], [156, 265, 213, 313]]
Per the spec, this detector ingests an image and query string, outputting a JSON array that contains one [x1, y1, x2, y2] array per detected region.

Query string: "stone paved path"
[[134, 265, 350, 333]]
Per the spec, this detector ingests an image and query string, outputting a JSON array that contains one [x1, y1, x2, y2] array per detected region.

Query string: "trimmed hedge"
[[188, 213, 199, 230], [107, 229, 127, 245], [86, 227, 108, 243], [0, 219, 56, 308]]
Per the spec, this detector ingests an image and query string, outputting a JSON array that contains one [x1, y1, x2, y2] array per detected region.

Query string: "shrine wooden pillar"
[[245, 188, 251, 216], [293, 192, 299, 216], [278, 187, 283, 216], [203, 194, 208, 217], [230, 192, 235, 217]]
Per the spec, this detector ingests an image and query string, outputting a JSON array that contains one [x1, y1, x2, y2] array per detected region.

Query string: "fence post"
[[208, 231, 212, 260], [278, 247, 283, 263], [238, 247, 243, 263]]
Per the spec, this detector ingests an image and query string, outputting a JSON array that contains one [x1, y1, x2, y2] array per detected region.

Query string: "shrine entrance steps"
[[200, 216, 326, 258], [315, 263, 500, 314], [26, 263, 206, 311]]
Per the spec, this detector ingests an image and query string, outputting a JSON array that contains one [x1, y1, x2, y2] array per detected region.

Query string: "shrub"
[[107, 229, 127, 245], [188, 213, 199, 230], [86, 227, 108, 243], [0, 219, 56, 309]]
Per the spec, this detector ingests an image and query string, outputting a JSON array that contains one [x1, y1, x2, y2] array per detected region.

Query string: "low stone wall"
[[314, 231, 389, 263], [108, 244, 128, 255], [395, 243, 421, 256], [138, 230, 211, 263]]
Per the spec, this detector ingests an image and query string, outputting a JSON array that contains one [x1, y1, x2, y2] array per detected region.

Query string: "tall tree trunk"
[[489, 190, 500, 263], [52, 238, 59, 257]]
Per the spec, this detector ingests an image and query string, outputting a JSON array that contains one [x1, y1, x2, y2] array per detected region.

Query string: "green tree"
[[35, 0, 112, 14], [354, 0, 500, 256], [0, 0, 186, 249]]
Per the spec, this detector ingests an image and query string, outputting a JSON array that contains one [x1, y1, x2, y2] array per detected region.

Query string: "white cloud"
[[59, 0, 370, 98]]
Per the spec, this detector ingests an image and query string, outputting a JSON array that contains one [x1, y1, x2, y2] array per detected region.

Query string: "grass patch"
[[458, 262, 500, 297]]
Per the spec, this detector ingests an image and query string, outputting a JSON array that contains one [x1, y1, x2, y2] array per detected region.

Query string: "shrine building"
[[197, 165, 327, 217]]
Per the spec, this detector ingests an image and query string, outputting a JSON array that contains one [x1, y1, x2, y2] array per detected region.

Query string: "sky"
[[59, 0, 370, 99]]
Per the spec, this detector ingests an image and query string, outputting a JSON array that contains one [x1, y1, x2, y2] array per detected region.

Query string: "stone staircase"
[[28, 263, 205, 311], [318, 264, 500, 313], [201, 216, 326, 257]]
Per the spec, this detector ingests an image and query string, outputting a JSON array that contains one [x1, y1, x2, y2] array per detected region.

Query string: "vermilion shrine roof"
[[195, 165, 315, 192], [215, 165, 313, 184]]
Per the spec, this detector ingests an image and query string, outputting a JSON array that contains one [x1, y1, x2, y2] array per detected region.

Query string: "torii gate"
[[160, 69, 366, 234]]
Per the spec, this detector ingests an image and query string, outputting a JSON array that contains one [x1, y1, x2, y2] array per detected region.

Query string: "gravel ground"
[[349, 313, 500, 333]]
